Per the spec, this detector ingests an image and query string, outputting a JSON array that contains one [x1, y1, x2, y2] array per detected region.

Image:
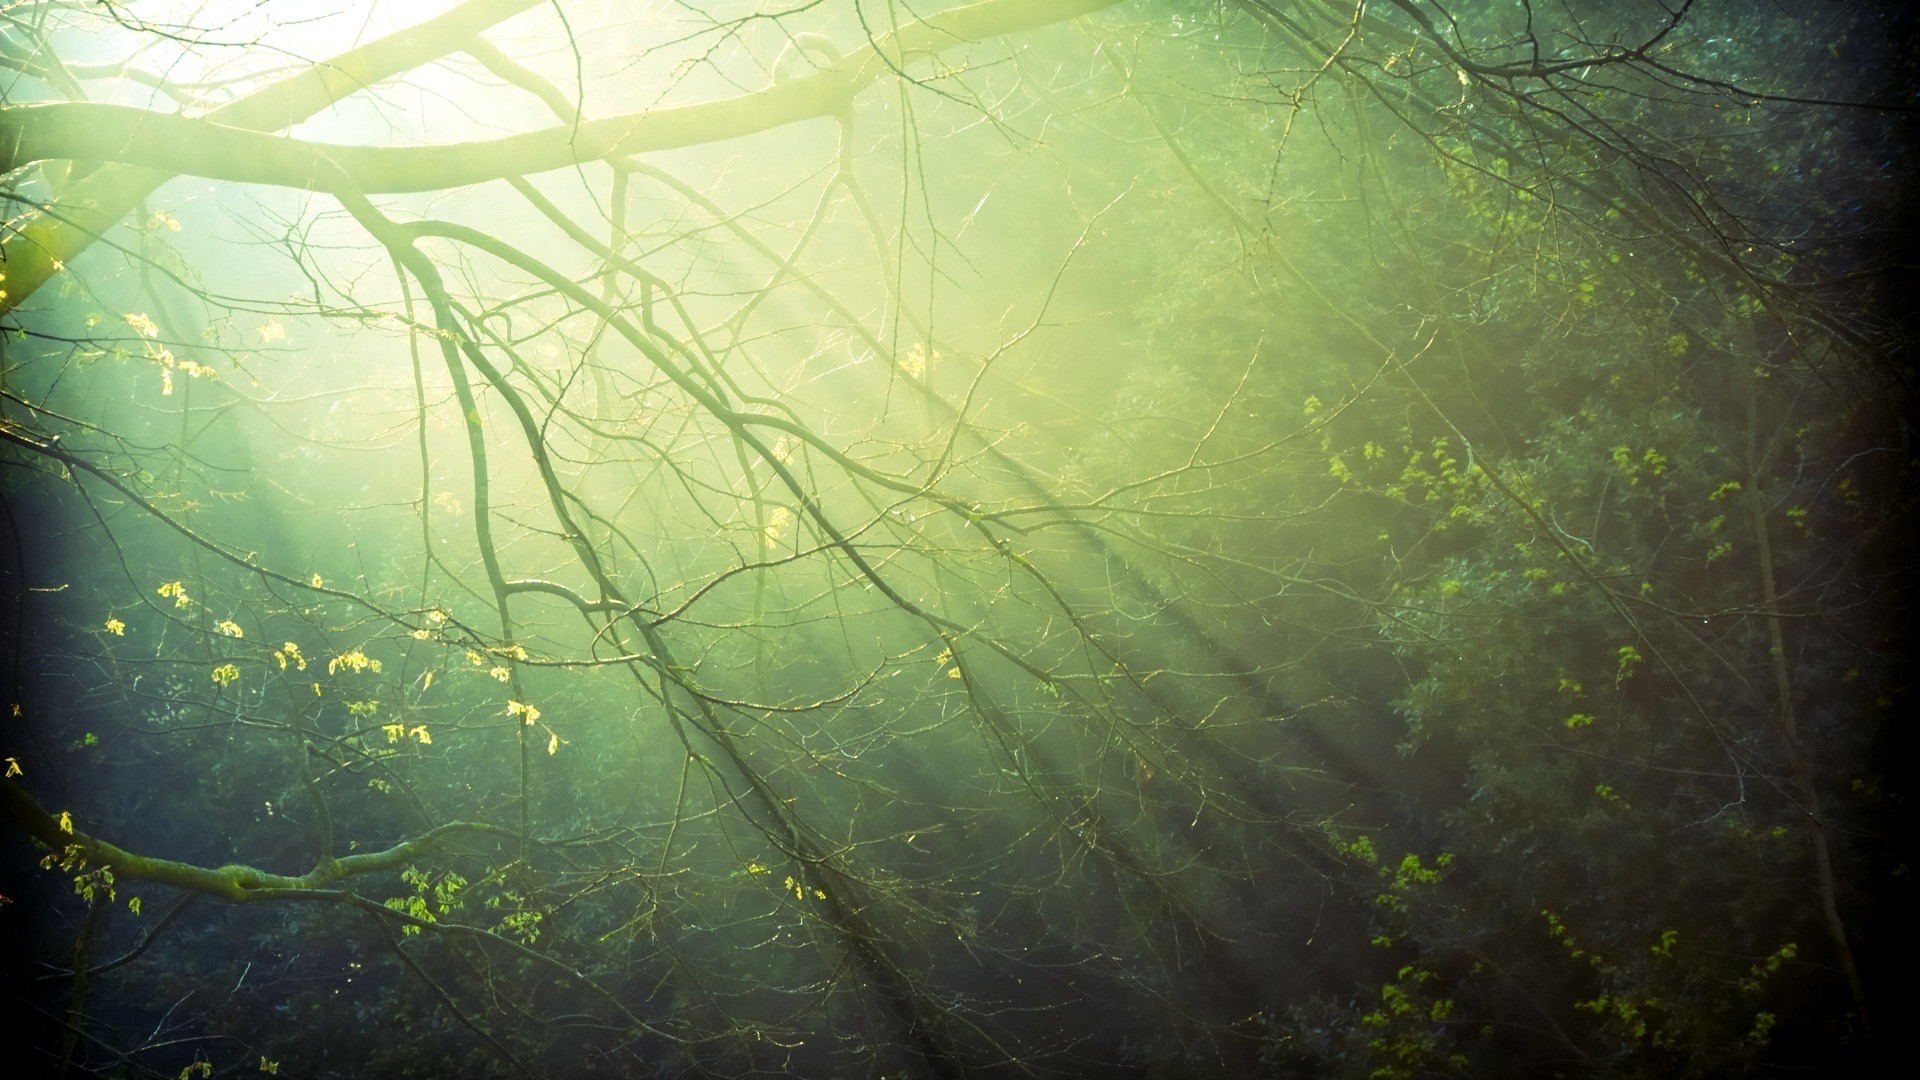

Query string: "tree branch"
[[1, 777, 512, 903], [1, 0, 1123, 196], [0, 0, 545, 316]]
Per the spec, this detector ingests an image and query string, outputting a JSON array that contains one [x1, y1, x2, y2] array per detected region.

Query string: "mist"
[[1, 1, 1910, 1076]]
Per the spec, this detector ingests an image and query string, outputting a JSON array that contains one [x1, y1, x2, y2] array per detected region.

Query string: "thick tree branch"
[[0, 0, 545, 317], [1, 0, 1122, 197], [1, 778, 510, 903]]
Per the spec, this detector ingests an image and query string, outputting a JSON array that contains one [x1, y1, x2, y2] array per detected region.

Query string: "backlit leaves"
[[1615, 645, 1643, 683], [382, 723, 431, 746], [328, 649, 381, 676], [783, 875, 827, 901], [763, 506, 792, 548]]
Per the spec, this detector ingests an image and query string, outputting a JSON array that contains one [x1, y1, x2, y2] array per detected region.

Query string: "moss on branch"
[[2, 778, 505, 903]]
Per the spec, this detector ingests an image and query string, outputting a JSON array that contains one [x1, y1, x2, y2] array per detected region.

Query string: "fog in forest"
[[0, 1, 1911, 1076]]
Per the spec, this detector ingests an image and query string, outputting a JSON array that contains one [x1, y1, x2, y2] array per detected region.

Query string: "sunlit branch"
[[0, 777, 514, 902], [0, 0, 549, 317], [2, 0, 1126, 195]]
